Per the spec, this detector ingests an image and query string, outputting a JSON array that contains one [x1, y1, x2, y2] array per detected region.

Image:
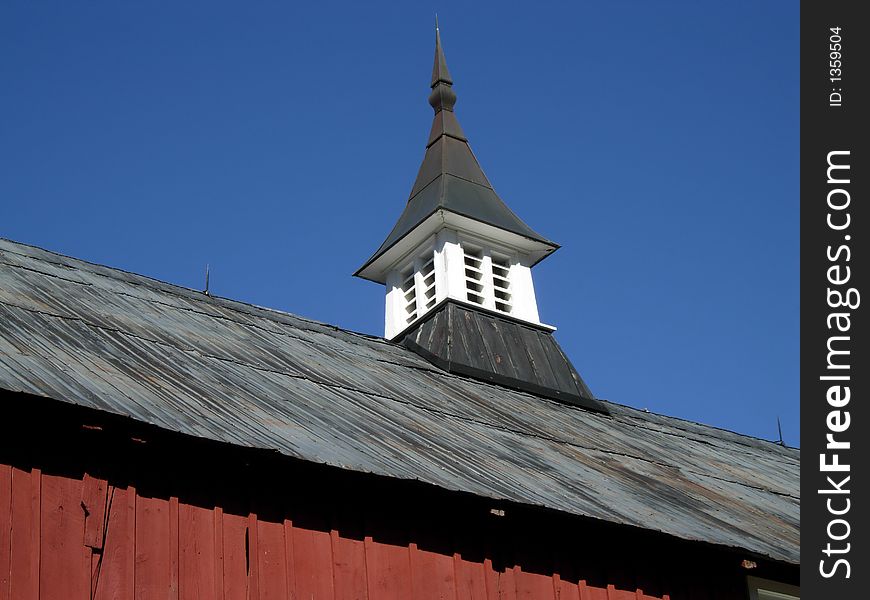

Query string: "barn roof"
[[0, 237, 799, 564]]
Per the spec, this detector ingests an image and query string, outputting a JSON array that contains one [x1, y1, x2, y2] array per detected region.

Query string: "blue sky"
[[1, 2, 799, 444]]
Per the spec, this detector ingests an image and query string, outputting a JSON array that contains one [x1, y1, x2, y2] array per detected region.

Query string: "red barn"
[[0, 27, 797, 600]]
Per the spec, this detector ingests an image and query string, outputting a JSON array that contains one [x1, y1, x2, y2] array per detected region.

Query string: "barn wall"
[[0, 463, 706, 600], [0, 394, 795, 600]]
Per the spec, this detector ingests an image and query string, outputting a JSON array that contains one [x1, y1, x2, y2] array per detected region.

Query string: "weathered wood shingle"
[[0, 237, 799, 564]]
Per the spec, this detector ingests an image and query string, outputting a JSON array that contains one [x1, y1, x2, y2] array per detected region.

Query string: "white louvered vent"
[[420, 255, 437, 311], [491, 256, 513, 314], [463, 248, 485, 306], [385, 232, 542, 339], [401, 268, 417, 325]]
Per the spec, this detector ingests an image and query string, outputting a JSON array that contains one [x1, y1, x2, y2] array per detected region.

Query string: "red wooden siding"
[[0, 465, 12, 600], [0, 466, 693, 600]]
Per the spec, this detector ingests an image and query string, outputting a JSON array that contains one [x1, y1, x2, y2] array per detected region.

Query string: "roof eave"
[[354, 209, 560, 284]]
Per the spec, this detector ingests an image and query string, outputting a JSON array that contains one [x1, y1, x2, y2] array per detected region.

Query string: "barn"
[[0, 27, 798, 600]]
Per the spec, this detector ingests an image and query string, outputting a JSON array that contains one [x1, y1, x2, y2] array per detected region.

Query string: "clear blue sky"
[[1, 2, 799, 444]]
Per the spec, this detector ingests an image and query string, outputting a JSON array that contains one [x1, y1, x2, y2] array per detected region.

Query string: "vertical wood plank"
[[39, 472, 90, 600], [93, 489, 124, 600], [454, 554, 488, 600], [29, 469, 40, 600], [606, 584, 637, 600], [410, 544, 456, 600], [127, 486, 136, 598], [179, 502, 215, 600], [88, 483, 113, 600], [556, 577, 580, 600], [364, 536, 410, 600], [331, 529, 367, 600], [514, 566, 555, 600], [169, 497, 179, 600], [81, 474, 109, 549], [221, 512, 248, 600], [584, 584, 608, 600], [496, 566, 517, 600], [0, 465, 11, 600], [90, 533, 103, 600], [483, 558, 499, 600], [214, 508, 225, 600], [247, 514, 260, 600], [135, 494, 171, 600], [95, 487, 135, 600], [294, 525, 335, 599], [283, 520, 296, 599], [256, 518, 287, 600], [10, 468, 36, 600]]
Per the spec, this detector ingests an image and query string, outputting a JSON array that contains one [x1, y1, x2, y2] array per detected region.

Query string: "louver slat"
[[402, 270, 417, 324], [491, 258, 512, 314], [420, 258, 437, 311], [463, 250, 485, 306]]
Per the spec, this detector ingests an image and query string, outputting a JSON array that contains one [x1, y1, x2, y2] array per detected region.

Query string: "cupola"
[[355, 24, 606, 413]]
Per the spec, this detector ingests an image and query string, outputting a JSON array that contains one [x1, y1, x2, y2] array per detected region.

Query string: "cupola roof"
[[355, 24, 558, 283]]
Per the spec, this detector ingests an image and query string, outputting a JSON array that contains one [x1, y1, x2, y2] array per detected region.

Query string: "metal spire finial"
[[429, 19, 456, 111]]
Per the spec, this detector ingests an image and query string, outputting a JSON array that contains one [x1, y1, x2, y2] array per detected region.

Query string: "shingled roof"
[[0, 237, 799, 564]]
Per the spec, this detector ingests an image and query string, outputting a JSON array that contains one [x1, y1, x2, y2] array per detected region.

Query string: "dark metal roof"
[[0, 238, 799, 564], [401, 300, 605, 412], [356, 28, 557, 277]]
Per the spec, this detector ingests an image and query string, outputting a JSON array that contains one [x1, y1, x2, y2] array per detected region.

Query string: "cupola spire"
[[355, 24, 557, 285], [353, 24, 604, 413], [429, 19, 456, 112]]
